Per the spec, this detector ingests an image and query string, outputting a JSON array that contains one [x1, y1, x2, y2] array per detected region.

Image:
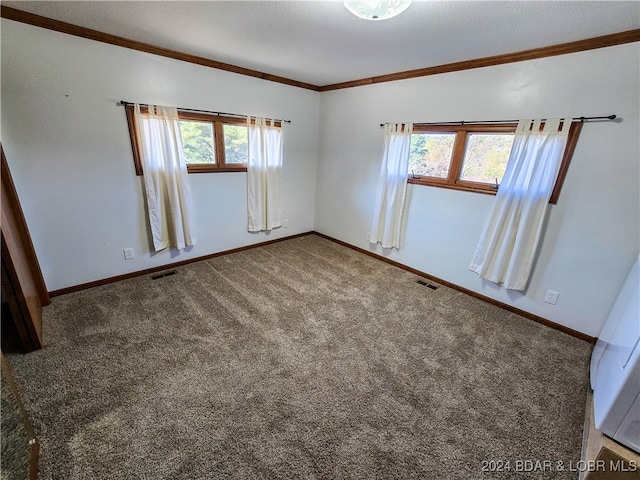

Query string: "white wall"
[[3, 19, 639, 338], [1, 20, 320, 292], [315, 43, 640, 337]]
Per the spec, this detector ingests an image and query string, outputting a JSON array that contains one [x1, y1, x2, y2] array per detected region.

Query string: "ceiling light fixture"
[[343, 0, 412, 21]]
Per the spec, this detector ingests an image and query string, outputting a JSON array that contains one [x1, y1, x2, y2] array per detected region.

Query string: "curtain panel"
[[469, 118, 572, 290], [369, 123, 413, 249], [134, 104, 196, 251], [247, 117, 284, 232]]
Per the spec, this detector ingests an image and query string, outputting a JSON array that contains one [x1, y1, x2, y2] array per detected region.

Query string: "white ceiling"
[[4, 1, 640, 87]]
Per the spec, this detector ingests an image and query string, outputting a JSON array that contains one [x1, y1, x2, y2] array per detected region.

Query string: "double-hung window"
[[125, 105, 280, 174], [407, 122, 581, 204]]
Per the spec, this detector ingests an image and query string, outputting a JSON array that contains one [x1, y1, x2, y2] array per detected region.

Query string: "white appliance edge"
[[590, 254, 640, 453]]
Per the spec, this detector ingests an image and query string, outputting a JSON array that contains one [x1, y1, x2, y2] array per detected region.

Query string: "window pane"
[[409, 133, 455, 178], [223, 124, 248, 164], [179, 121, 215, 164], [460, 134, 514, 184]]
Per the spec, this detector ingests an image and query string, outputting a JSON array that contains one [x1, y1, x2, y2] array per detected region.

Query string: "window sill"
[[407, 177, 560, 204], [407, 177, 498, 196], [186, 165, 247, 174]]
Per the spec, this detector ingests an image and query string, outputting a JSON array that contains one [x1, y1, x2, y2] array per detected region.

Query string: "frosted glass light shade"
[[343, 0, 412, 21]]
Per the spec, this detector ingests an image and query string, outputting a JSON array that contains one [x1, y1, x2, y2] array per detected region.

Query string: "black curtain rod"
[[379, 115, 616, 127], [117, 101, 291, 124]]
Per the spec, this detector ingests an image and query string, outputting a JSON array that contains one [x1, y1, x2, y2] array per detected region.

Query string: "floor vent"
[[151, 270, 177, 280], [416, 279, 438, 290]]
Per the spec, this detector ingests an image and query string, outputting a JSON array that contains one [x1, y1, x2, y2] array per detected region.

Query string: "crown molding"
[[3, 6, 639, 93], [0, 6, 321, 92], [320, 28, 640, 91]]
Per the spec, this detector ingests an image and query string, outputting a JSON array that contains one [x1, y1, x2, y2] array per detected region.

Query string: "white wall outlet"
[[544, 289, 560, 305], [123, 248, 135, 260], [283, 219, 289, 228]]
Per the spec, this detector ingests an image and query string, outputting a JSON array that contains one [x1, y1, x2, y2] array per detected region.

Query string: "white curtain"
[[247, 117, 284, 232], [134, 104, 196, 251], [469, 118, 572, 290], [369, 123, 413, 249]]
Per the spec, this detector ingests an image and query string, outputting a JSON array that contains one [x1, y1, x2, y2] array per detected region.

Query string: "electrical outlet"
[[544, 289, 559, 305], [123, 248, 135, 260], [283, 219, 289, 228]]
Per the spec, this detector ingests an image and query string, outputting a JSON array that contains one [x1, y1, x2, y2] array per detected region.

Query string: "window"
[[178, 119, 215, 165], [125, 105, 274, 174], [409, 132, 455, 179], [407, 122, 582, 204]]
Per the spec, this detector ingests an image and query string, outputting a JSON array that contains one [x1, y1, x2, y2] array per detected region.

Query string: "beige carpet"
[[1, 358, 33, 479], [5, 234, 591, 479]]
